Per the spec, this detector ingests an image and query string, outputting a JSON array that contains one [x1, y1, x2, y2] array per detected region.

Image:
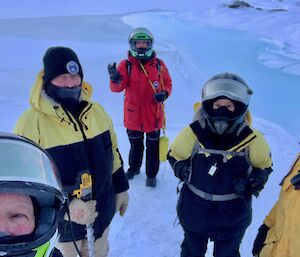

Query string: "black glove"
[[233, 178, 250, 197], [154, 91, 168, 103], [233, 168, 270, 198], [173, 159, 191, 182], [108, 62, 123, 83], [252, 224, 270, 256], [248, 168, 269, 197]]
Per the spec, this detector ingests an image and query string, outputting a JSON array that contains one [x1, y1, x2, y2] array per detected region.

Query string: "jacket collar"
[[190, 118, 255, 151], [191, 106, 254, 150], [281, 154, 300, 191]]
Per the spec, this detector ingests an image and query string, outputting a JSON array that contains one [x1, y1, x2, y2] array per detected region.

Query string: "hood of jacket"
[[282, 153, 300, 191]]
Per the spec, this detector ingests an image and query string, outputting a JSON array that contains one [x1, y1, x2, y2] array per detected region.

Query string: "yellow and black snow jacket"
[[168, 117, 272, 239], [14, 71, 129, 241], [169, 120, 272, 196]]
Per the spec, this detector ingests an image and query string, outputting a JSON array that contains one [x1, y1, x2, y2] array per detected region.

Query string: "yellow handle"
[[72, 173, 92, 199]]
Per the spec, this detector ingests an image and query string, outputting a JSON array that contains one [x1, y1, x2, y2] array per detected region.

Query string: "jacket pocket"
[[124, 102, 141, 127]]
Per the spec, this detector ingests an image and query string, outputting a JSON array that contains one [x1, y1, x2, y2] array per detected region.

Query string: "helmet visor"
[[202, 79, 253, 105], [129, 39, 153, 59], [0, 137, 65, 206], [0, 138, 61, 189], [130, 39, 152, 51]]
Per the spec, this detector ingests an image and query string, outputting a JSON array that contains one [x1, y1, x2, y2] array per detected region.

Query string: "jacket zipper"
[[63, 107, 78, 132], [64, 105, 94, 187], [79, 103, 92, 130]]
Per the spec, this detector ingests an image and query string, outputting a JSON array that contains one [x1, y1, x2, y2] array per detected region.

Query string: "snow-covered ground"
[[0, 1, 299, 256]]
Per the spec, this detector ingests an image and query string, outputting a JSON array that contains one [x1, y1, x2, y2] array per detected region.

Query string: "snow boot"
[[146, 177, 157, 187], [126, 169, 140, 180]]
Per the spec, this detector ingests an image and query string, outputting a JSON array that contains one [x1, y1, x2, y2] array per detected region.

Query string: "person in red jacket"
[[108, 27, 172, 187]]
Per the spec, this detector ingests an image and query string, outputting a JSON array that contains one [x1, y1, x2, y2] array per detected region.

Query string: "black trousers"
[[181, 230, 243, 257], [127, 129, 160, 178]]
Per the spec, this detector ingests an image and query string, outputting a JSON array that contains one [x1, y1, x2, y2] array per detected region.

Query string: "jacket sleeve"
[[103, 107, 129, 193], [109, 60, 129, 92], [112, 167, 129, 193], [249, 130, 273, 169], [159, 59, 172, 97], [13, 109, 41, 144], [168, 126, 197, 163]]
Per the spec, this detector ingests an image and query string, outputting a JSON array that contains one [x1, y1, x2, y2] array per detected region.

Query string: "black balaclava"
[[44, 83, 82, 113], [202, 96, 247, 135]]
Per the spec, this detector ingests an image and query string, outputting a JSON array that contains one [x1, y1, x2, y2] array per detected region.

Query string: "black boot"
[[146, 177, 157, 187], [126, 169, 141, 180]]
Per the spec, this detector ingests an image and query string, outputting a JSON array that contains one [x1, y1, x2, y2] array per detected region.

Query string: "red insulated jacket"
[[110, 53, 172, 132]]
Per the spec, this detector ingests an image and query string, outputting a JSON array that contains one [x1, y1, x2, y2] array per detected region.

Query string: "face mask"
[[210, 106, 237, 120], [45, 82, 81, 102], [44, 83, 83, 114], [212, 120, 229, 135], [203, 106, 236, 135]]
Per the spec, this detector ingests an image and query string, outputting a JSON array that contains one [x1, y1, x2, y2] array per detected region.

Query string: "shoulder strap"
[[189, 121, 250, 159], [126, 60, 132, 78], [156, 58, 162, 72], [127, 58, 161, 76]]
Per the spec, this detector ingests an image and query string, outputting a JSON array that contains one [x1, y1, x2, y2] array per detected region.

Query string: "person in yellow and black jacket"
[[252, 154, 300, 257], [168, 72, 273, 257], [14, 46, 129, 257]]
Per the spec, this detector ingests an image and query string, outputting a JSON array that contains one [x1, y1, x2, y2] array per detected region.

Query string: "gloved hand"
[[154, 91, 168, 103], [115, 191, 129, 216], [233, 178, 249, 197], [107, 62, 123, 83], [173, 159, 191, 182], [233, 169, 269, 198], [252, 224, 270, 256], [248, 169, 269, 197], [65, 198, 98, 225]]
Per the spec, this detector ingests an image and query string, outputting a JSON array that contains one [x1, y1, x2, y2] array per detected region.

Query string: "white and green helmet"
[[129, 27, 154, 60], [0, 133, 66, 257]]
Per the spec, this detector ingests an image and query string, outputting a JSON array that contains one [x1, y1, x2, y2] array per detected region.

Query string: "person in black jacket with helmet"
[[168, 72, 273, 257]]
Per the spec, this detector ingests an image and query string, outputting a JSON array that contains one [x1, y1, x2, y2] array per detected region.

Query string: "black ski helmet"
[[201, 72, 253, 134]]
